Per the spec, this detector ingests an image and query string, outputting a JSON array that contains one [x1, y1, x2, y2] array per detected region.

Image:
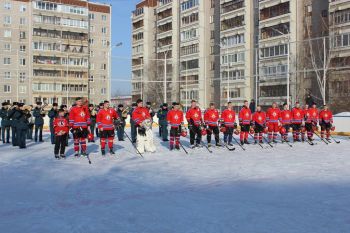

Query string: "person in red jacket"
[[53, 109, 69, 159], [186, 100, 203, 148], [167, 102, 184, 150], [221, 102, 236, 146], [204, 103, 222, 147], [132, 99, 155, 153], [96, 100, 119, 155], [252, 105, 266, 144], [291, 101, 304, 142], [319, 104, 333, 140], [266, 102, 281, 143], [239, 100, 252, 145], [279, 103, 292, 141], [304, 102, 319, 141], [69, 97, 91, 157]]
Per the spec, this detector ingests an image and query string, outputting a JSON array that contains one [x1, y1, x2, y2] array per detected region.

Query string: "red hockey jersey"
[[186, 107, 202, 126], [167, 109, 184, 128], [132, 107, 151, 126], [305, 108, 319, 123], [239, 107, 252, 125], [96, 108, 119, 130], [279, 110, 292, 125], [252, 111, 266, 126], [266, 108, 280, 123], [69, 106, 91, 128], [221, 109, 236, 127], [204, 109, 220, 126], [319, 110, 333, 124], [53, 117, 69, 135], [291, 108, 304, 124]]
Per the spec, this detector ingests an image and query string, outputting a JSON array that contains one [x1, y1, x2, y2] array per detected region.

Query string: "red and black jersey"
[[204, 109, 220, 126], [96, 108, 119, 130], [266, 108, 280, 123], [239, 107, 252, 125], [279, 110, 292, 125], [186, 107, 202, 126], [132, 107, 151, 126], [319, 110, 333, 124], [167, 109, 184, 128], [53, 117, 69, 135], [252, 111, 266, 126], [69, 106, 91, 128], [291, 108, 304, 124], [305, 108, 319, 123], [221, 109, 236, 127]]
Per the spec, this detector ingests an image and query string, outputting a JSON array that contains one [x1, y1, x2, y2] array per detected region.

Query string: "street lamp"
[[271, 26, 290, 106]]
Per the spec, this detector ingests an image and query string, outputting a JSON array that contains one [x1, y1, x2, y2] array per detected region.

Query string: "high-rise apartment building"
[[0, 0, 111, 105]]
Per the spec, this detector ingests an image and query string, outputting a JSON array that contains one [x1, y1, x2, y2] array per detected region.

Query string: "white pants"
[[137, 129, 156, 153]]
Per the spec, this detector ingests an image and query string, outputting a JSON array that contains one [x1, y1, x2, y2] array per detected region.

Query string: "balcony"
[[260, 2, 290, 21], [221, 15, 245, 32], [221, 0, 244, 15]]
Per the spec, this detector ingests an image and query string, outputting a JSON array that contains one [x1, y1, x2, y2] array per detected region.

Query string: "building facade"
[[0, 0, 111, 105]]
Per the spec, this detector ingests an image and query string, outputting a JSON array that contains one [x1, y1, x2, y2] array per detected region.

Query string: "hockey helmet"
[[181, 130, 188, 137], [280, 127, 286, 135], [201, 128, 207, 136], [331, 125, 335, 131], [88, 133, 94, 141], [249, 127, 255, 134], [220, 126, 227, 133]]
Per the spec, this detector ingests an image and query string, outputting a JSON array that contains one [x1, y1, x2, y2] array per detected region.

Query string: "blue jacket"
[[33, 107, 45, 125]]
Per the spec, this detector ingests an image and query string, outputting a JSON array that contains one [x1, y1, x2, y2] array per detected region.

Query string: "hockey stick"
[[330, 135, 340, 144], [86, 154, 92, 164], [219, 138, 235, 151], [261, 135, 274, 148], [124, 131, 144, 158], [188, 126, 213, 153], [178, 140, 189, 154], [248, 133, 264, 149], [232, 135, 246, 151], [313, 131, 329, 145]]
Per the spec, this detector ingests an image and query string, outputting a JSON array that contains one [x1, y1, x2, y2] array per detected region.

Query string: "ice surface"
[[1, 130, 350, 233]]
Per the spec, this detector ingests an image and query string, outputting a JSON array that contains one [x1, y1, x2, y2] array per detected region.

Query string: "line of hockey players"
[[0, 97, 336, 159]]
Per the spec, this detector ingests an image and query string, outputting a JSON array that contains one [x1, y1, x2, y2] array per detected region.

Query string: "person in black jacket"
[[157, 103, 169, 141], [116, 104, 127, 141], [33, 102, 45, 142], [249, 99, 256, 113], [16, 103, 30, 149], [8, 102, 19, 146], [48, 103, 58, 144], [129, 103, 137, 143], [0, 102, 11, 143], [88, 104, 97, 142]]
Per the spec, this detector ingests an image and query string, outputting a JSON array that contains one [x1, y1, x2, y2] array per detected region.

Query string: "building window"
[[19, 86, 26, 94], [222, 33, 245, 48], [3, 58, 11, 65], [4, 2, 11, 10], [4, 16, 11, 24], [221, 52, 245, 65], [89, 88, 94, 94], [89, 13, 95, 20], [102, 15, 107, 21], [89, 75, 94, 82], [90, 26, 95, 32], [102, 27, 107, 34], [101, 64, 107, 70], [20, 45, 26, 52], [4, 43, 11, 51], [4, 30, 11, 37], [20, 58, 26, 66], [20, 17, 26, 25], [180, 28, 199, 41], [20, 5, 26, 12], [20, 31, 26, 39], [89, 38, 94, 45], [181, 0, 199, 12], [101, 88, 106, 94], [19, 73, 26, 83], [260, 44, 288, 58], [4, 85, 11, 93], [4, 72, 11, 79]]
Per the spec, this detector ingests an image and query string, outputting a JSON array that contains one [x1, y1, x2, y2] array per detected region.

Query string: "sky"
[[92, 0, 141, 96]]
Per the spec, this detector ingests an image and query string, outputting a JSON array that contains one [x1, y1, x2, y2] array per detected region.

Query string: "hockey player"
[[319, 104, 333, 141], [96, 100, 119, 155], [166, 102, 184, 150], [221, 102, 236, 146], [204, 103, 221, 147], [53, 109, 69, 159], [69, 97, 91, 157], [304, 103, 318, 141], [239, 100, 252, 145], [252, 105, 266, 144], [48, 103, 59, 144], [132, 99, 156, 153], [266, 102, 281, 143], [291, 102, 304, 142], [186, 100, 203, 148], [279, 103, 292, 141]]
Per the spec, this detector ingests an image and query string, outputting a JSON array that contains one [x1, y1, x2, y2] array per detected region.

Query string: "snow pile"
[[334, 112, 350, 117], [1, 131, 350, 233]]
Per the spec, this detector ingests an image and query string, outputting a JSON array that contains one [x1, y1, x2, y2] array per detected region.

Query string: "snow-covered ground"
[[1, 130, 350, 233]]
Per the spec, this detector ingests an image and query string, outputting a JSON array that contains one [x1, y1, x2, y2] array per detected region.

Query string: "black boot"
[[101, 149, 106, 156], [60, 154, 66, 159], [244, 139, 250, 144], [175, 145, 180, 150], [55, 154, 60, 159], [109, 148, 115, 155]]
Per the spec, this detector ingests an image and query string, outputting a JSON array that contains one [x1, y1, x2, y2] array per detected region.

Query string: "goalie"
[[131, 99, 156, 153]]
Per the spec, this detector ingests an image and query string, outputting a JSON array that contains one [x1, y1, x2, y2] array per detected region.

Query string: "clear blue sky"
[[92, 0, 141, 96]]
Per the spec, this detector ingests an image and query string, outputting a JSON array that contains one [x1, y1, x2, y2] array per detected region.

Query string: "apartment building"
[[328, 0, 350, 112], [0, 0, 111, 105], [219, 0, 257, 110]]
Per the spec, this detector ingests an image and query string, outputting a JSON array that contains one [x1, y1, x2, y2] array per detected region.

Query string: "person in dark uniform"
[[116, 104, 127, 141], [0, 102, 11, 143], [48, 103, 59, 144], [157, 103, 169, 141], [8, 102, 19, 146], [33, 102, 45, 142], [88, 104, 97, 142], [129, 103, 137, 143], [26, 105, 34, 140], [17, 103, 30, 149]]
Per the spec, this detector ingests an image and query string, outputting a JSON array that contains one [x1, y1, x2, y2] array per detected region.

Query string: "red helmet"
[[249, 127, 255, 134], [181, 130, 187, 137], [201, 128, 207, 136], [331, 126, 335, 131], [220, 126, 226, 133], [280, 127, 286, 135], [88, 133, 94, 141], [263, 127, 268, 134]]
